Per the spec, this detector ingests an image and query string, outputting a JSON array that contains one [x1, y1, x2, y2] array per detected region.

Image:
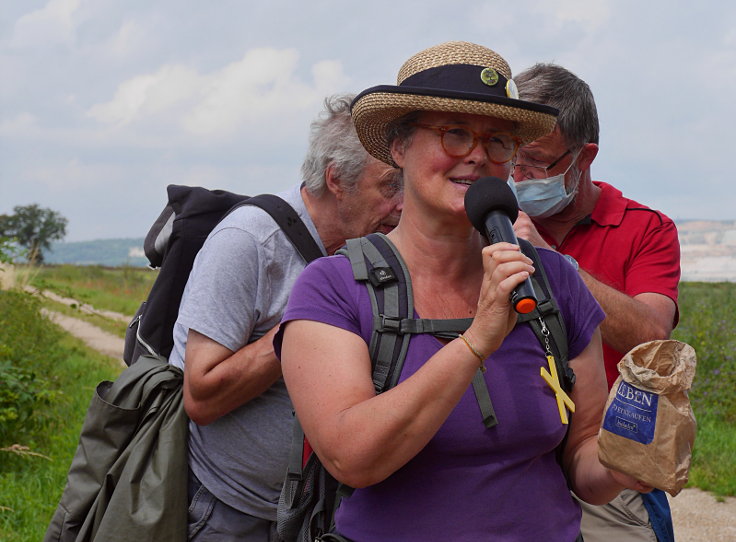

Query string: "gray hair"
[[301, 94, 369, 196], [514, 63, 599, 148]]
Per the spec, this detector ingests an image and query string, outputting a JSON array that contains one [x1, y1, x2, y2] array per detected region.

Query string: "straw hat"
[[352, 41, 559, 166]]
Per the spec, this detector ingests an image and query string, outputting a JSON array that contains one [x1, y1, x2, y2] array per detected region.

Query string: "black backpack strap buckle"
[[374, 314, 403, 334]]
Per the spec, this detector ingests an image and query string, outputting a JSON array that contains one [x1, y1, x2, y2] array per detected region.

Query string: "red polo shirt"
[[536, 181, 681, 388]]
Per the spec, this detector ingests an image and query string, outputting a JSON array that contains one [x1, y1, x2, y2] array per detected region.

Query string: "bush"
[[0, 291, 62, 446]]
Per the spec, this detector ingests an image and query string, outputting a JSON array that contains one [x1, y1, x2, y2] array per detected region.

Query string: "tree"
[[0, 204, 68, 264]]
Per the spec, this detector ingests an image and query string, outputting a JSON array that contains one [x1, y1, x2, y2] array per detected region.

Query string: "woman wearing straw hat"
[[276, 42, 649, 541]]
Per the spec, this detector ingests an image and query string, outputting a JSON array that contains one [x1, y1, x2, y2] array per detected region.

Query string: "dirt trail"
[[668, 490, 736, 541], [42, 309, 126, 363], [39, 293, 735, 540], [26, 285, 131, 323]]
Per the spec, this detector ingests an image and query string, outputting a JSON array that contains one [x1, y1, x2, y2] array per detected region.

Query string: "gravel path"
[[42, 309, 126, 363], [41, 301, 735, 540], [27, 285, 131, 323], [669, 488, 736, 541]]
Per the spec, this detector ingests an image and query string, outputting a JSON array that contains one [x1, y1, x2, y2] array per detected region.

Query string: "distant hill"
[[40, 219, 736, 281], [45, 238, 148, 267], [677, 219, 736, 282]]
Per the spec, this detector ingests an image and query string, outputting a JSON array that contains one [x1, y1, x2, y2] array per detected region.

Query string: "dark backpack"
[[277, 233, 572, 542], [123, 184, 323, 366]]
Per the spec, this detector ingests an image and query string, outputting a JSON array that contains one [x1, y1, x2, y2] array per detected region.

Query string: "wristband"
[[459, 334, 487, 372]]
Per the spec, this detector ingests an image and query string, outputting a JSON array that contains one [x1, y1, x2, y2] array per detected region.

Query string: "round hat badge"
[[480, 67, 499, 87]]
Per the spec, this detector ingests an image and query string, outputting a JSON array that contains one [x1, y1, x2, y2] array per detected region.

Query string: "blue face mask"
[[510, 159, 580, 218]]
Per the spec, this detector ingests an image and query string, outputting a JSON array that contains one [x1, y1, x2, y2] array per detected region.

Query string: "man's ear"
[[577, 142, 598, 171], [324, 164, 345, 199]]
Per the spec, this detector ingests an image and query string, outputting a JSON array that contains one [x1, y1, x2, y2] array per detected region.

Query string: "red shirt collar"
[[589, 181, 628, 227]]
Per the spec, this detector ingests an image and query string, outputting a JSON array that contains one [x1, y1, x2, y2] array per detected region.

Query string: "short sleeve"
[[274, 255, 368, 359], [177, 227, 263, 352], [626, 220, 680, 304]]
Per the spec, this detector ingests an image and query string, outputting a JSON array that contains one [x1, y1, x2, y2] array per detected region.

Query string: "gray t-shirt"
[[169, 184, 325, 520]]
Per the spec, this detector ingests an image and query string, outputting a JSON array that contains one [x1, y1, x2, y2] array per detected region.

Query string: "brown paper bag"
[[598, 340, 697, 496]]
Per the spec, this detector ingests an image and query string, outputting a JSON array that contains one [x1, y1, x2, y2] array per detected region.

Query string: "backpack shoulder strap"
[[234, 194, 324, 264], [338, 233, 497, 428], [516, 239, 574, 392], [339, 233, 413, 393]]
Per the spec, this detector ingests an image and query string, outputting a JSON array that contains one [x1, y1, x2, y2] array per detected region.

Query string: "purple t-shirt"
[[277, 247, 604, 541]]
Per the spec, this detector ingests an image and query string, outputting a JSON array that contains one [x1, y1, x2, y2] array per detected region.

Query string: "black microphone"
[[464, 176, 538, 314]]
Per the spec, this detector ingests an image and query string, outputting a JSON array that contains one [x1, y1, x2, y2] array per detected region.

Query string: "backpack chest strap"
[[373, 316, 473, 338]]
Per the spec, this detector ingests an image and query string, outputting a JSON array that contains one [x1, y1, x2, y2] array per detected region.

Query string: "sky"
[[1, 0, 735, 242]]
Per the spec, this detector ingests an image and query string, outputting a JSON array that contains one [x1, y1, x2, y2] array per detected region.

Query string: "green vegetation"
[[0, 204, 68, 264], [0, 292, 62, 444], [671, 282, 736, 496], [0, 271, 733, 540], [29, 263, 158, 316], [0, 290, 123, 541], [41, 296, 130, 338]]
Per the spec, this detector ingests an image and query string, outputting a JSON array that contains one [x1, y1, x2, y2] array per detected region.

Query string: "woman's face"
[[391, 111, 516, 221]]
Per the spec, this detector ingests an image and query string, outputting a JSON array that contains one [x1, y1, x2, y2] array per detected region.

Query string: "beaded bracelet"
[[459, 333, 486, 372]]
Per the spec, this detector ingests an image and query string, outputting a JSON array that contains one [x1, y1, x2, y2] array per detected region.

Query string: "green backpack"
[[277, 233, 572, 542]]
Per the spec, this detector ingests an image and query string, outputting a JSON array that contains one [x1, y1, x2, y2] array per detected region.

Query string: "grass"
[[686, 415, 736, 497], [40, 296, 129, 338], [671, 281, 736, 496], [0, 269, 733, 541], [0, 338, 122, 541], [0, 289, 123, 541], [28, 264, 158, 316]]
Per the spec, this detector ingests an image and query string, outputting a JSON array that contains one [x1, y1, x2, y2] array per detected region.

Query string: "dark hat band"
[[401, 63, 510, 98]]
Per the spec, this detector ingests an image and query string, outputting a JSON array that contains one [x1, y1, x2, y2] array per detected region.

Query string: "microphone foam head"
[[464, 177, 520, 233]]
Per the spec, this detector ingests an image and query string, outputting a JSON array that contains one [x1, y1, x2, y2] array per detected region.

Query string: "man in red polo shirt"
[[512, 64, 680, 542]]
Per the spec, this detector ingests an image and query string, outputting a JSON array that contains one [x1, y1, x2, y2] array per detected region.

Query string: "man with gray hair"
[[512, 63, 679, 542], [169, 94, 402, 541]]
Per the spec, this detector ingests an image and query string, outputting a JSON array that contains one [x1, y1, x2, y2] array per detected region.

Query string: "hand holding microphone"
[[464, 177, 538, 314]]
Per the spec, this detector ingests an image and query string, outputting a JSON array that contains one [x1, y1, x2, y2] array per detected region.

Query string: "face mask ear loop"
[[563, 148, 583, 198]]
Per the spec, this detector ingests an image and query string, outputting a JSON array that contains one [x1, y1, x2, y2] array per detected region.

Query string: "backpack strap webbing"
[[341, 235, 413, 393], [339, 234, 498, 428], [516, 239, 574, 393], [340, 235, 575, 421], [314, 235, 570, 536], [231, 194, 324, 264]]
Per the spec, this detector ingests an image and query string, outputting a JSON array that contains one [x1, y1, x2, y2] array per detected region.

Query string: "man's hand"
[[513, 211, 553, 250]]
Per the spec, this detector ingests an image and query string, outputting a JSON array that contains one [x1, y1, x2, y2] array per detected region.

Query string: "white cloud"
[[0, 113, 38, 134], [21, 156, 120, 192], [545, 0, 612, 28], [10, 0, 82, 49], [105, 18, 148, 59], [86, 47, 350, 140], [87, 65, 202, 126]]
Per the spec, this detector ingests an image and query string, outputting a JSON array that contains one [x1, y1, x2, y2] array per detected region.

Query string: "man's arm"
[[513, 211, 677, 353], [183, 327, 281, 425], [176, 224, 284, 426], [578, 273, 676, 353]]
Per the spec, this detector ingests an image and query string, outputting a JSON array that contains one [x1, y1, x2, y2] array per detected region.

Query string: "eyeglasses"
[[513, 150, 571, 179], [411, 123, 520, 165]]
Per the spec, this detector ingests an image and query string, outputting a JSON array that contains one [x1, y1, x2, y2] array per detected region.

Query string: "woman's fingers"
[[468, 243, 534, 354], [480, 243, 535, 304]]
